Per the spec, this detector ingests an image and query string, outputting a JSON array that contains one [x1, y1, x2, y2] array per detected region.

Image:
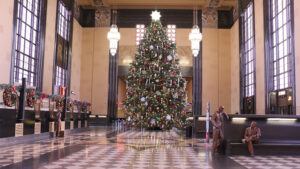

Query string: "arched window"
[[265, 0, 295, 114], [166, 24, 176, 43], [240, 1, 256, 114], [136, 24, 145, 46], [53, 0, 72, 95], [11, 0, 47, 89]]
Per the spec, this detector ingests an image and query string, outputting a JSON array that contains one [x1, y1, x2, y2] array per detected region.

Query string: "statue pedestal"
[[78, 120, 81, 128], [61, 121, 65, 131], [15, 123, 23, 137], [49, 122, 55, 132], [70, 120, 74, 130], [34, 122, 41, 134]]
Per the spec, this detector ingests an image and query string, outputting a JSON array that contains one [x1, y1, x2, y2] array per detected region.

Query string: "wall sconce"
[[198, 117, 206, 121], [267, 118, 297, 121]]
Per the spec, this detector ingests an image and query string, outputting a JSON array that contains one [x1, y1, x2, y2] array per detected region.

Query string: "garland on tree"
[[124, 12, 191, 130], [26, 89, 36, 107], [3, 86, 18, 107]]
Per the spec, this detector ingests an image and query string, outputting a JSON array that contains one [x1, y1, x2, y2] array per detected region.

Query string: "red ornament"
[[179, 94, 183, 98], [144, 62, 148, 66], [41, 93, 46, 101], [162, 78, 165, 82], [173, 70, 176, 75], [139, 79, 143, 83], [131, 92, 134, 95], [166, 43, 169, 49], [173, 81, 176, 85], [13, 87, 16, 92], [174, 105, 177, 108]]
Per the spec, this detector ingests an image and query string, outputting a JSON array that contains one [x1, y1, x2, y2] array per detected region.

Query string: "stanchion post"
[[17, 78, 26, 122], [206, 102, 210, 143]]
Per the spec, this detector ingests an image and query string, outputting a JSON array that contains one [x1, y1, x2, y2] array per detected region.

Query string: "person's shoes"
[[242, 139, 246, 144]]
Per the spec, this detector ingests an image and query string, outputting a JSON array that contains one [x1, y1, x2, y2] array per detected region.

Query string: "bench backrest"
[[222, 117, 300, 142]]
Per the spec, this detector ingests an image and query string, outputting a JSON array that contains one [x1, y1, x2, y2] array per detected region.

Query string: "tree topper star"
[[151, 10, 161, 21]]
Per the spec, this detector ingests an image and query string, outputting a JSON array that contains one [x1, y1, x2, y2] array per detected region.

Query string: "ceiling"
[[76, 0, 238, 10]]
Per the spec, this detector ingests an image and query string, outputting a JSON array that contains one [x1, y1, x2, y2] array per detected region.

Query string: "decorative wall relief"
[[94, 0, 111, 27], [74, 0, 80, 22], [118, 46, 136, 66], [202, 8, 218, 28], [202, 0, 221, 28], [177, 46, 193, 67]]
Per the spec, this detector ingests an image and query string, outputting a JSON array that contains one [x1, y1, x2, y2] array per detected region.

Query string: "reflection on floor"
[[230, 156, 300, 169], [0, 127, 299, 169]]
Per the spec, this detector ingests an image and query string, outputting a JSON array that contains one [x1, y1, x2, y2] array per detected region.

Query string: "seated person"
[[242, 121, 261, 156]]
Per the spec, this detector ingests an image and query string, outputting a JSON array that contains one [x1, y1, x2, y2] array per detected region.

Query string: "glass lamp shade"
[[189, 25, 202, 57], [107, 24, 120, 56]]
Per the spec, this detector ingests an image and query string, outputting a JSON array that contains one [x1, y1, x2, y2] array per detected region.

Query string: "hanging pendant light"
[[107, 10, 120, 56], [189, 9, 202, 57], [107, 24, 120, 56]]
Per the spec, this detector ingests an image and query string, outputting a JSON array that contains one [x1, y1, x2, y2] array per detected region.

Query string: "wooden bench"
[[222, 115, 300, 155]]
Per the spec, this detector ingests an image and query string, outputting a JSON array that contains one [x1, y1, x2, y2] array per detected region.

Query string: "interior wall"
[[0, 0, 14, 84], [230, 20, 240, 114], [186, 78, 193, 104], [118, 78, 126, 103], [42, 0, 57, 94], [80, 28, 110, 115], [294, 0, 300, 115], [70, 19, 83, 100], [202, 28, 232, 114], [254, 0, 266, 115]]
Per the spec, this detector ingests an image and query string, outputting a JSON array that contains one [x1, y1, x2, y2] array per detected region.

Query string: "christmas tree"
[[124, 11, 190, 130]]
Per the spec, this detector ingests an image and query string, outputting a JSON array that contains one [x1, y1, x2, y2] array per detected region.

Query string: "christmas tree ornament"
[[150, 45, 154, 50], [167, 55, 173, 61], [166, 115, 171, 121], [140, 97, 146, 102]]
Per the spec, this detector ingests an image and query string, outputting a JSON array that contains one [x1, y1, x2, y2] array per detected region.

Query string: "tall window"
[[54, 0, 71, 94], [12, 0, 46, 88], [136, 24, 145, 46], [166, 25, 176, 43], [240, 1, 256, 114], [265, 0, 295, 114]]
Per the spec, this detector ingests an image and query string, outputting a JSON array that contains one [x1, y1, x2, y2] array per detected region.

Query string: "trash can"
[[186, 126, 193, 138]]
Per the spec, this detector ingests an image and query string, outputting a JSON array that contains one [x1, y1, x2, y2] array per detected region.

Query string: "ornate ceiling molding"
[[93, 0, 111, 27], [202, 0, 221, 28]]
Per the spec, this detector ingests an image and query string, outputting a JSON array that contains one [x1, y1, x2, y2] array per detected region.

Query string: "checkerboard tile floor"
[[40, 145, 212, 169], [230, 156, 300, 169], [0, 128, 299, 169], [0, 130, 108, 168]]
